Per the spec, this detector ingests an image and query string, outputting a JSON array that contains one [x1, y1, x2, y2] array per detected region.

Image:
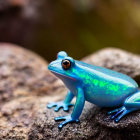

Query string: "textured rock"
[[1, 46, 140, 139], [0, 43, 64, 139], [28, 102, 99, 140], [0, 43, 64, 102], [0, 94, 65, 140], [28, 101, 140, 140], [29, 48, 140, 140]]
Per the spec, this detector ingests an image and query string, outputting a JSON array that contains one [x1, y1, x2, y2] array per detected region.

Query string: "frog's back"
[[76, 60, 138, 87], [76, 60, 138, 107]]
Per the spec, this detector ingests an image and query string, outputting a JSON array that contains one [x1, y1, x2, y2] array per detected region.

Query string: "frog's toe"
[[63, 103, 74, 112], [114, 110, 127, 123], [108, 106, 126, 115], [63, 106, 69, 112], [114, 107, 135, 123], [109, 106, 133, 122], [47, 102, 56, 108], [108, 106, 127, 121], [108, 108, 120, 115], [58, 119, 79, 129], [54, 106, 62, 112], [58, 119, 73, 129], [55, 115, 80, 129], [110, 109, 124, 120], [55, 116, 67, 121]]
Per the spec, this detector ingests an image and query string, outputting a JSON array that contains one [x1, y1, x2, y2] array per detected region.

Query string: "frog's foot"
[[108, 106, 134, 123], [47, 101, 74, 112], [55, 115, 79, 129]]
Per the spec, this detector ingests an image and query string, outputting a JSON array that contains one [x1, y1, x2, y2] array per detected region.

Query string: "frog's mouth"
[[50, 70, 76, 81]]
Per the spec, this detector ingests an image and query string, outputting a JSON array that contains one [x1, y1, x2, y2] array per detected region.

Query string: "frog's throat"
[[50, 70, 76, 81]]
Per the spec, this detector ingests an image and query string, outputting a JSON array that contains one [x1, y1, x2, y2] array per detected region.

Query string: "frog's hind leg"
[[108, 90, 140, 123], [108, 106, 136, 122]]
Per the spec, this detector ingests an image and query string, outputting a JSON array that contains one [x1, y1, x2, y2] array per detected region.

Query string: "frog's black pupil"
[[63, 60, 69, 65], [62, 59, 71, 69]]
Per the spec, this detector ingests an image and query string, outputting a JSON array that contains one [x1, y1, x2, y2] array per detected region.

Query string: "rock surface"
[[0, 43, 64, 139], [28, 102, 140, 140], [0, 43, 63, 102], [1, 45, 140, 139], [28, 102, 100, 140]]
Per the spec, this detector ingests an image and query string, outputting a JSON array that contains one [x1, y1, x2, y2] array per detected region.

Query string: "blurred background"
[[0, 0, 140, 61]]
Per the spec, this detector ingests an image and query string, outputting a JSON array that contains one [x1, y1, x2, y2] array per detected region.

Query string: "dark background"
[[0, 0, 140, 61]]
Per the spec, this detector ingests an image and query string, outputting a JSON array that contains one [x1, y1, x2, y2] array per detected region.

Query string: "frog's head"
[[48, 51, 78, 81]]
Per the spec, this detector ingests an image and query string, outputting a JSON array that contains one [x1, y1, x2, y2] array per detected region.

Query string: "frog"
[[47, 51, 140, 129]]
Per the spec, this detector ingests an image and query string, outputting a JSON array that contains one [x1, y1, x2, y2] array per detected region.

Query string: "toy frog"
[[47, 51, 140, 129]]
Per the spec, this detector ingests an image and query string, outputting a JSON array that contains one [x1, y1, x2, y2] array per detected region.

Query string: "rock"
[[1, 46, 140, 139], [28, 102, 100, 140], [29, 48, 140, 140], [0, 43, 65, 139], [28, 102, 140, 140], [0, 43, 64, 102], [0, 94, 65, 140]]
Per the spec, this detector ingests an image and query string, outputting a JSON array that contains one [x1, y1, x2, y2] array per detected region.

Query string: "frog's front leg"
[[108, 91, 140, 122], [47, 91, 74, 112], [55, 87, 85, 129]]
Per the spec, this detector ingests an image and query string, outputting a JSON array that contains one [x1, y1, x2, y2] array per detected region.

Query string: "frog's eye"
[[62, 59, 71, 70]]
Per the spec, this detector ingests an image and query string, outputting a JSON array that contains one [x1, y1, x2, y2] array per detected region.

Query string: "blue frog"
[[47, 51, 140, 129]]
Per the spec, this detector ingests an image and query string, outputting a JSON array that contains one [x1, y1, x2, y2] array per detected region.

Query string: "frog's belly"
[[84, 86, 138, 107]]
